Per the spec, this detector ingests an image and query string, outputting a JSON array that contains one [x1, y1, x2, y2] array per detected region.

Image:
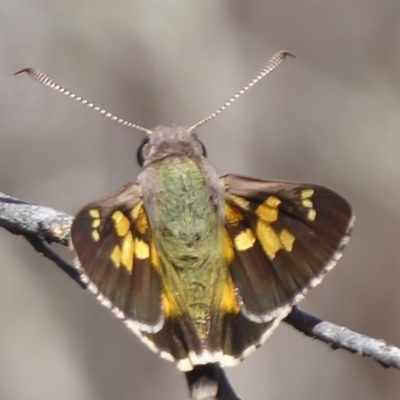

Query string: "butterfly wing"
[[70, 174, 354, 370], [70, 183, 164, 333], [222, 174, 354, 323]]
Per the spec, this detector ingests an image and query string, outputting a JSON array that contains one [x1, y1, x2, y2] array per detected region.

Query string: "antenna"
[[189, 50, 295, 132], [14, 68, 152, 135]]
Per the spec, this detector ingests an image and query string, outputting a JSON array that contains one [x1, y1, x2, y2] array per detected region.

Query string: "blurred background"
[[1, 1, 400, 399]]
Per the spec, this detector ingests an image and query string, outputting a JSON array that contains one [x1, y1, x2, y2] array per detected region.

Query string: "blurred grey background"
[[1, 1, 400, 399]]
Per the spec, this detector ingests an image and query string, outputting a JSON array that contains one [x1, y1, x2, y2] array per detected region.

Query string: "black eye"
[[137, 139, 151, 167], [196, 139, 207, 158]]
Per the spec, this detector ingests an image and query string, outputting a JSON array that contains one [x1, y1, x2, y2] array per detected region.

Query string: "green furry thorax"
[[151, 156, 222, 266]]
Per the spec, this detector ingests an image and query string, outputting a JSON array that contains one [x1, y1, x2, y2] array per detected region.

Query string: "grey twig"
[[0, 191, 399, 400], [285, 307, 400, 369], [0, 191, 84, 287], [23, 233, 87, 289], [0, 192, 72, 245]]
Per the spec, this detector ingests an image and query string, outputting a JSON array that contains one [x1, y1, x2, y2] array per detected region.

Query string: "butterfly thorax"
[[139, 153, 227, 341]]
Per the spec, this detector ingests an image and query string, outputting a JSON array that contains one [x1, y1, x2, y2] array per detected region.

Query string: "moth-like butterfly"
[[17, 51, 354, 371]]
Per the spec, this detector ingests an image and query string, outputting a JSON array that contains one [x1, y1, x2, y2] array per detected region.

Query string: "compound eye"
[[194, 139, 207, 158], [137, 140, 152, 166]]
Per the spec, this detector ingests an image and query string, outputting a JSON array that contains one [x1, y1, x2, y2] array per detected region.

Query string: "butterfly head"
[[137, 126, 207, 167]]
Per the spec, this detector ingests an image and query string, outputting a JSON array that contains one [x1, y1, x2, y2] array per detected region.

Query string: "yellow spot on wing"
[[89, 209, 101, 231], [121, 231, 134, 272], [135, 239, 149, 259], [301, 189, 314, 199], [131, 202, 142, 219], [220, 277, 239, 314], [307, 209, 317, 221], [89, 209, 100, 219], [131, 202, 148, 234], [150, 242, 160, 270], [137, 210, 148, 234], [256, 196, 281, 223], [162, 291, 180, 317], [266, 196, 281, 207], [91, 230, 100, 242], [225, 204, 244, 224], [112, 210, 130, 237], [223, 229, 235, 263], [92, 219, 101, 228], [110, 245, 121, 267], [229, 195, 250, 210], [256, 221, 281, 260], [279, 229, 295, 252], [234, 229, 256, 251], [299, 190, 317, 221], [302, 199, 313, 208]]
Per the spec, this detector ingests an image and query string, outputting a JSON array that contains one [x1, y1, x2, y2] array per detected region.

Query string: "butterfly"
[[17, 51, 354, 371]]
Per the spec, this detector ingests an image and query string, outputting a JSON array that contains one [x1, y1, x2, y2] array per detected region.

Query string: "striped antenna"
[[189, 50, 295, 132], [14, 68, 152, 135]]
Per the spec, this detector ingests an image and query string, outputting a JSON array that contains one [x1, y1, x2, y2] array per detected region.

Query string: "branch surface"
[[0, 192, 72, 244], [1, 191, 399, 399], [285, 308, 400, 369]]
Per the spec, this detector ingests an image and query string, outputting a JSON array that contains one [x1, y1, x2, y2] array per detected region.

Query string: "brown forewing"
[[221, 174, 354, 323], [70, 183, 164, 332]]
